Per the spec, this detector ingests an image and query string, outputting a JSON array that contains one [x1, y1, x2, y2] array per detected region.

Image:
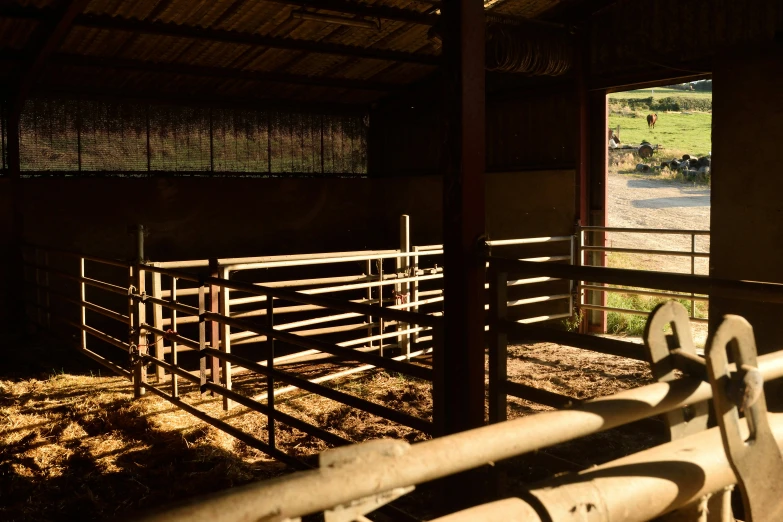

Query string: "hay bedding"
[[1, 337, 660, 521]]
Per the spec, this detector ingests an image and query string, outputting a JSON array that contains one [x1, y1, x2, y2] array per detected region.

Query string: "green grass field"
[[608, 111, 712, 157], [608, 88, 712, 156]]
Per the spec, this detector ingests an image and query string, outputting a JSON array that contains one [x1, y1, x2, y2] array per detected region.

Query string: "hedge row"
[[610, 96, 712, 112]]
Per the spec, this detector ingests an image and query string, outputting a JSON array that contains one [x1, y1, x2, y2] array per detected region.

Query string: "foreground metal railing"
[[135, 300, 783, 521], [579, 225, 711, 326]]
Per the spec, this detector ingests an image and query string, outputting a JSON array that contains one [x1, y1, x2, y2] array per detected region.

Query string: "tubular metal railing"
[[579, 225, 711, 325]]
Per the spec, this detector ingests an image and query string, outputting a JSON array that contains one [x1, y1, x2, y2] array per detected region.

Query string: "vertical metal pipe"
[[400, 214, 411, 360], [152, 268, 164, 382], [209, 259, 221, 386], [411, 246, 420, 344], [171, 276, 178, 398], [267, 295, 276, 449], [198, 284, 207, 392], [691, 234, 696, 319], [132, 225, 146, 398], [220, 266, 232, 410], [488, 267, 508, 424], [365, 259, 373, 349], [378, 259, 384, 357], [79, 257, 87, 352]]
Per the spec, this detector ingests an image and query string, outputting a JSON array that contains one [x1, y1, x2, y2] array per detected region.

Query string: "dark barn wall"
[[590, 0, 782, 84], [13, 171, 574, 262], [371, 83, 578, 175], [710, 47, 783, 399]]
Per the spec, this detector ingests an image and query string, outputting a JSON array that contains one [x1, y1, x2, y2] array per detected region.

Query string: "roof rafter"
[[54, 53, 400, 91], [75, 13, 440, 65], [14, 0, 92, 110], [261, 0, 438, 25]]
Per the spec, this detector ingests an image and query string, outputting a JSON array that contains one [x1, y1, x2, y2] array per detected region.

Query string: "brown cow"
[[647, 113, 658, 129]]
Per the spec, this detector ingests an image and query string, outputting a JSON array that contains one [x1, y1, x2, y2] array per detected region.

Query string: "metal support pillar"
[[584, 92, 608, 333], [439, 0, 486, 437]]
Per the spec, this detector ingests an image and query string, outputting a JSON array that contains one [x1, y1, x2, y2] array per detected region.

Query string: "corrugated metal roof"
[[1, 0, 564, 105]]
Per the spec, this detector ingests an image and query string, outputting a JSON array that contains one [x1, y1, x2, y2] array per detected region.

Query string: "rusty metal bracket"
[[644, 301, 710, 440], [707, 315, 783, 522], [319, 439, 414, 522]]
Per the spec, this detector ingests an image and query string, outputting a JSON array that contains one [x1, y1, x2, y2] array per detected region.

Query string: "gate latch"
[[707, 315, 783, 522]]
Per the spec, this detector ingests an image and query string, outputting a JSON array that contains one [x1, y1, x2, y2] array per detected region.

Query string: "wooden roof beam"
[[14, 0, 91, 110], [262, 0, 438, 25], [54, 53, 399, 91], [75, 14, 440, 65]]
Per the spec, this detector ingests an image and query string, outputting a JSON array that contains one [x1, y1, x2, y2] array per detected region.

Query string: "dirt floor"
[[1, 332, 665, 521], [607, 171, 710, 275]]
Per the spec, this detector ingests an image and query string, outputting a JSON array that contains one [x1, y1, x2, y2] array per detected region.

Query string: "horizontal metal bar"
[[140, 354, 350, 447], [142, 323, 200, 350], [434, 416, 782, 522], [24, 244, 130, 267], [225, 250, 443, 271], [42, 285, 130, 324], [518, 312, 573, 325], [254, 347, 434, 403], [339, 326, 430, 348], [580, 245, 710, 258], [579, 304, 709, 324], [491, 257, 783, 304], [25, 263, 128, 295], [140, 264, 201, 283], [231, 322, 376, 344], [505, 381, 578, 409], [579, 226, 710, 236], [60, 316, 130, 352], [507, 294, 570, 307], [203, 348, 433, 433], [580, 284, 710, 302], [488, 236, 572, 246], [157, 249, 402, 269], [135, 293, 200, 316], [504, 322, 647, 361], [201, 275, 440, 328], [204, 312, 432, 381], [160, 286, 208, 298], [519, 255, 571, 262], [136, 351, 783, 522], [139, 382, 303, 468], [78, 345, 132, 378]]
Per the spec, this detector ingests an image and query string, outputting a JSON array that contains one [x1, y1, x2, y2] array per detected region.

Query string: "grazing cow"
[[647, 113, 658, 129]]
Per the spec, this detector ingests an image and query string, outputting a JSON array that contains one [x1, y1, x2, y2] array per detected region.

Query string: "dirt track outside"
[[607, 172, 710, 275]]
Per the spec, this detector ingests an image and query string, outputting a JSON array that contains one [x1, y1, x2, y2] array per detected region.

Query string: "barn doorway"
[[601, 79, 713, 343]]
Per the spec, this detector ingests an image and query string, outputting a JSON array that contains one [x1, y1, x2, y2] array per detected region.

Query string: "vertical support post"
[[151, 267, 164, 382], [209, 259, 221, 386], [170, 276, 178, 398], [220, 267, 232, 410], [267, 295, 276, 449], [378, 259, 384, 357], [399, 214, 411, 359], [79, 257, 87, 351], [440, 0, 486, 436], [431, 321, 445, 437], [569, 234, 576, 319], [585, 91, 608, 334], [131, 225, 146, 398], [365, 259, 373, 349], [411, 246, 420, 344], [198, 283, 207, 392], [690, 234, 696, 319], [488, 267, 508, 424]]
